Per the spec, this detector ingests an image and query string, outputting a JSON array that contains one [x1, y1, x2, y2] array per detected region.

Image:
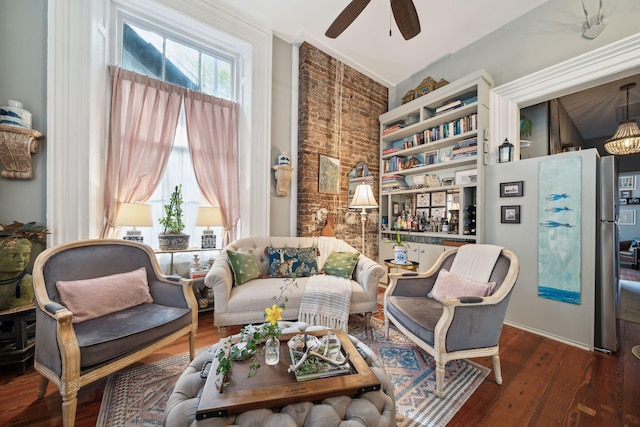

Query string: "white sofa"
[[204, 236, 385, 333]]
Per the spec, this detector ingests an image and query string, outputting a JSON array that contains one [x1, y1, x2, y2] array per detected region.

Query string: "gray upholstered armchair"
[[32, 239, 198, 427], [384, 244, 519, 397]]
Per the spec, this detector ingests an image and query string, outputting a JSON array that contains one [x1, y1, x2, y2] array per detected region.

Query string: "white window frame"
[[46, 0, 271, 245]]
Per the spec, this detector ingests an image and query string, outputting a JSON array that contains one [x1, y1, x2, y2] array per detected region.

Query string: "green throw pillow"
[[323, 251, 360, 279], [227, 250, 261, 286]]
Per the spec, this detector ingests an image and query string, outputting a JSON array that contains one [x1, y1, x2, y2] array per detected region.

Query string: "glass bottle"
[[264, 335, 280, 365]]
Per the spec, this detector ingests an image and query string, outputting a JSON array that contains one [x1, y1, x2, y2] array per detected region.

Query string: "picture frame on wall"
[[619, 210, 636, 225], [318, 154, 340, 194], [416, 193, 430, 208], [500, 181, 523, 197], [501, 205, 521, 224], [430, 191, 447, 207], [619, 176, 636, 190], [628, 197, 640, 205], [620, 190, 632, 198]]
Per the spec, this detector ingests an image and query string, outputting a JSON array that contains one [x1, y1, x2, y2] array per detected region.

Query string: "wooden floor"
[[1, 284, 639, 427]]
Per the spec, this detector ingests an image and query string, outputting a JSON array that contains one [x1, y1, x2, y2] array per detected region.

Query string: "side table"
[[0, 304, 36, 374], [384, 258, 419, 274]]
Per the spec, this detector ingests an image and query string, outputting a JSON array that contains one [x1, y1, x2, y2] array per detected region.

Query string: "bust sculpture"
[[0, 238, 34, 311]]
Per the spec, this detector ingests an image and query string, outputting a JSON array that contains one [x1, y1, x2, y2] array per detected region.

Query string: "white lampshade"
[[114, 203, 153, 228], [350, 184, 378, 209], [195, 206, 223, 228]]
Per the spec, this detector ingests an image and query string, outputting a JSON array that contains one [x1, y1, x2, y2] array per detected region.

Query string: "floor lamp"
[[350, 183, 378, 255]]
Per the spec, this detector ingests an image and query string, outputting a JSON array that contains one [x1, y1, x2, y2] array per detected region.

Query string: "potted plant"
[[158, 185, 190, 250], [393, 226, 410, 265]]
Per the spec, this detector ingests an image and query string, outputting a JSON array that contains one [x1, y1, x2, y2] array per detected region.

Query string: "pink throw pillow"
[[428, 269, 496, 303], [56, 267, 153, 323]]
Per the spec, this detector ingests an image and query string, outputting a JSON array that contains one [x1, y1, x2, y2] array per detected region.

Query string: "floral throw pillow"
[[266, 247, 318, 278], [322, 251, 360, 279], [227, 250, 261, 286]]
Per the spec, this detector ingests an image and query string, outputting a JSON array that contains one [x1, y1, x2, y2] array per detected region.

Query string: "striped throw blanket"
[[298, 274, 351, 332]]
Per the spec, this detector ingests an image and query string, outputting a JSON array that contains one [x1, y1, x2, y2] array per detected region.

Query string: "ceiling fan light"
[[604, 120, 640, 155]]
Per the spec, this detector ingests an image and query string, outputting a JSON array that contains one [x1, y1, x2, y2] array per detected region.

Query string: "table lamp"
[[349, 183, 378, 254], [115, 202, 153, 243], [196, 206, 223, 249]]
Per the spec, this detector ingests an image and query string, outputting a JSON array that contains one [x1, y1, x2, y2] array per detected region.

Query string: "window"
[[119, 21, 235, 250]]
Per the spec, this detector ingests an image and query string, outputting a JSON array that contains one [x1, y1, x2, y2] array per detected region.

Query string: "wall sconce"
[[498, 138, 514, 163], [195, 206, 223, 249], [115, 202, 153, 243]]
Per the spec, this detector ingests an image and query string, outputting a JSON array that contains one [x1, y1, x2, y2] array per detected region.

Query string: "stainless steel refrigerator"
[[595, 155, 620, 353]]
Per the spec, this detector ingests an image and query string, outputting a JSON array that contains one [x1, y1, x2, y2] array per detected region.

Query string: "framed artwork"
[[500, 181, 523, 197], [393, 202, 400, 215], [318, 154, 340, 194], [619, 176, 636, 190], [430, 207, 446, 219], [455, 169, 477, 185], [619, 210, 636, 225], [628, 197, 640, 205], [620, 190, 632, 198], [501, 205, 520, 224], [431, 191, 447, 207], [620, 198, 627, 205], [416, 193, 430, 208]]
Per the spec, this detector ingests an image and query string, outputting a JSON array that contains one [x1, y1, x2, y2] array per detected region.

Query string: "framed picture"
[[416, 193, 430, 208], [424, 150, 438, 165], [501, 205, 521, 224], [500, 181, 524, 197], [628, 197, 640, 205], [619, 176, 636, 190], [619, 198, 627, 205], [393, 202, 400, 215], [430, 207, 446, 219], [318, 154, 340, 194], [431, 191, 447, 207], [620, 190, 632, 198], [455, 169, 477, 185], [619, 210, 636, 225]]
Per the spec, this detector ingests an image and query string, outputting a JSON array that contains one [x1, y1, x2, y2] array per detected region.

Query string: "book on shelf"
[[289, 348, 351, 381], [435, 100, 463, 115]]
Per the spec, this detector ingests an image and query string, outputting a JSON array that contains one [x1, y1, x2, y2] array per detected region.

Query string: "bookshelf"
[[378, 70, 493, 253]]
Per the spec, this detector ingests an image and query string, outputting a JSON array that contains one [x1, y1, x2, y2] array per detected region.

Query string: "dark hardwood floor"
[[1, 286, 639, 427]]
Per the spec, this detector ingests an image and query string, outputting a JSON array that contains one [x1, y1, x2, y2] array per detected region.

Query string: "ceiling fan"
[[326, 0, 421, 40]]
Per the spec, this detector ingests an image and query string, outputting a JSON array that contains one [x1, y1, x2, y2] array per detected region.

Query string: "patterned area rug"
[[97, 316, 489, 426]]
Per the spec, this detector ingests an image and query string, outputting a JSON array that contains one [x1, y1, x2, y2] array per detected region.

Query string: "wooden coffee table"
[[196, 329, 380, 420]]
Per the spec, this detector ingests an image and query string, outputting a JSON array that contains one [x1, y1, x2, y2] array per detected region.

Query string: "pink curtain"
[[183, 91, 240, 245], [101, 67, 185, 238]]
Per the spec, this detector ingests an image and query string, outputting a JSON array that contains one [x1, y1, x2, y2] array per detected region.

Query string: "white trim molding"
[[490, 32, 640, 164]]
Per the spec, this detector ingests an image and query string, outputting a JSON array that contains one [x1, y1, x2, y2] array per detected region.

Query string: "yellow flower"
[[264, 304, 283, 326]]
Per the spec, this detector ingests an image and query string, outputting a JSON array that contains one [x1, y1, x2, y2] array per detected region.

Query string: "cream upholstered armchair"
[[384, 244, 519, 397], [32, 239, 198, 427]]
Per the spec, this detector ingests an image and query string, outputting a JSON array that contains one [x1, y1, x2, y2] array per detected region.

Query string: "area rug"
[[618, 279, 640, 324], [97, 316, 489, 427]]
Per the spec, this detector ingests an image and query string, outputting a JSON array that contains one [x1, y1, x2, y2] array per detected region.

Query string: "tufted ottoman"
[[164, 322, 396, 427]]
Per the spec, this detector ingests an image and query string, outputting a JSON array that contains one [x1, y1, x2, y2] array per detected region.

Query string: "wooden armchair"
[[383, 244, 519, 397], [32, 239, 198, 427]]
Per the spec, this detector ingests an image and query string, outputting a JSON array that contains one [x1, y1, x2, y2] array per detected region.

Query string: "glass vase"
[[264, 335, 280, 365]]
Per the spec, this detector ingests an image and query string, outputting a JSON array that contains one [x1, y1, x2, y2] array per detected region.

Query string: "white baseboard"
[[504, 320, 592, 352]]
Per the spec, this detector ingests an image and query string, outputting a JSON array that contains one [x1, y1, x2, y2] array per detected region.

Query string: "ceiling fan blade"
[[325, 0, 371, 38], [390, 0, 421, 40]]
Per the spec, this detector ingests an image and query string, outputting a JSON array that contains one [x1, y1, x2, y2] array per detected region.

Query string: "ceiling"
[[558, 74, 640, 141], [210, 0, 550, 87]]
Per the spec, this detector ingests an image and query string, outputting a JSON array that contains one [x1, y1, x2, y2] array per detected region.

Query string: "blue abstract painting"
[[538, 156, 582, 304]]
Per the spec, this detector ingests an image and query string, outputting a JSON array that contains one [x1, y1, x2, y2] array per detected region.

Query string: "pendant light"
[[604, 83, 640, 155]]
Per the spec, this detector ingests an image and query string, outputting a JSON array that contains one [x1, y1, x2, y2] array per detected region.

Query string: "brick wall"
[[297, 42, 388, 259]]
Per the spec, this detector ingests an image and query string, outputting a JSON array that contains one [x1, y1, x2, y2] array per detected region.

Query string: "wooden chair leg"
[[492, 354, 503, 385], [435, 362, 445, 398], [189, 330, 196, 360], [364, 312, 371, 331], [61, 390, 78, 427], [37, 375, 49, 399], [384, 318, 390, 340]]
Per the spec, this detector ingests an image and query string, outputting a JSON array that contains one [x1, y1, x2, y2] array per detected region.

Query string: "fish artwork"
[[541, 221, 574, 228], [545, 193, 570, 201], [544, 207, 572, 212]]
